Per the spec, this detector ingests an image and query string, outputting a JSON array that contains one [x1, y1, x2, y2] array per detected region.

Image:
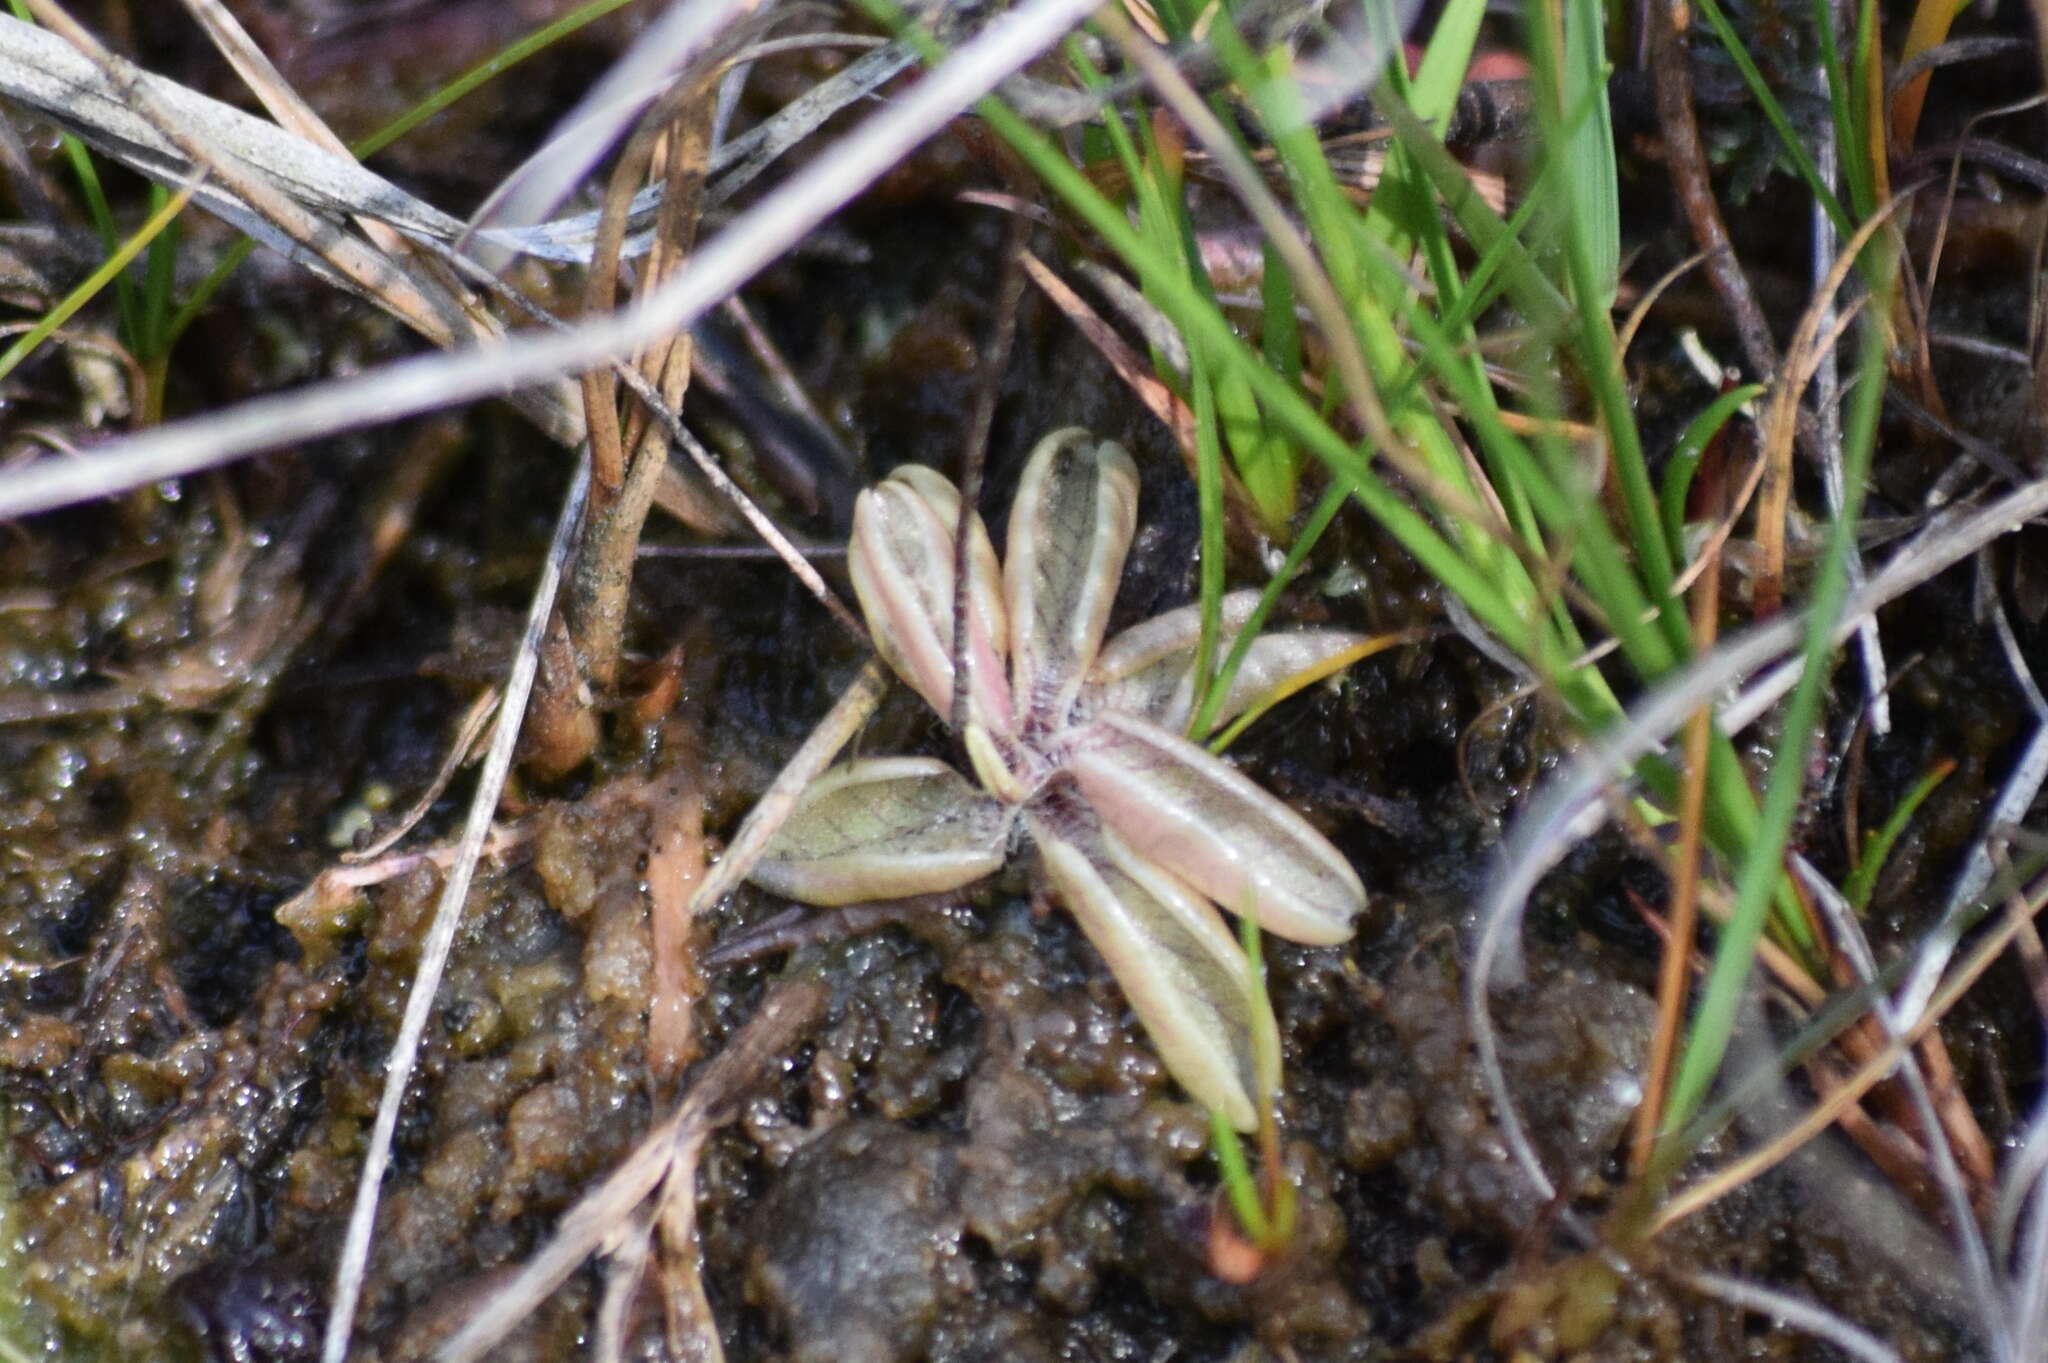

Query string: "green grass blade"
[[349, 0, 645, 159], [1190, 361, 1229, 734], [1660, 384, 1767, 553], [1194, 478, 1349, 742], [1260, 237, 1301, 383], [1692, 0, 1855, 236], [0, 181, 194, 385], [6, 0, 141, 340], [1556, 0, 1618, 306], [140, 182, 181, 356], [1408, 0, 1488, 124], [1844, 760, 1954, 915], [1210, 1111, 1270, 1243]]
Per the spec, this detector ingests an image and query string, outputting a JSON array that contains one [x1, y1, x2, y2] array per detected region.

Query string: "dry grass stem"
[[1679, 1271, 1906, 1363], [341, 686, 502, 865], [1752, 199, 1912, 615], [462, 0, 768, 244], [321, 457, 592, 1363], [1647, 0, 1780, 381]]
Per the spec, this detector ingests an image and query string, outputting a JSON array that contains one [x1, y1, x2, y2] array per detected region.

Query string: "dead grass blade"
[[1751, 198, 1912, 616], [1678, 1271, 1906, 1363], [341, 686, 500, 865], [1020, 251, 1193, 448], [429, 241, 864, 638], [573, 81, 717, 690], [1651, 865, 2048, 1245], [321, 455, 592, 1363], [14, 0, 586, 447], [706, 35, 919, 207], [175, 0, 509, 327], [462, 0, 769, 246], [0, 0, 1107, 523], [1646, 0, 1779, 382], [0, 12, 471, 245]]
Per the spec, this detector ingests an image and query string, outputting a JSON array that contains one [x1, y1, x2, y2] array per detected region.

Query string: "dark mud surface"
[[3, 3, 2045, 1361]]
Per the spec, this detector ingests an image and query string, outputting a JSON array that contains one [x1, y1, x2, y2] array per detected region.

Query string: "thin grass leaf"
[[1850, 0, 1890, 206], [1190, 361, 1230, 736], [0, 178, 196, 385], [972, 99, 1527, 647], [1210, 1110, 1270, 1242], [1259, 238, 1300, 383], [4, 0, 139, 338], [1844, 759, 1955, 914], [352, 0, 645, 160], [1189, 480, 1348, 742], [1408, 0, 1488, 123], [1692, 0, 1857, 235], [1556, 0, 1618, 306], [140, 181, 180, 354], [1664, 244, 1895, 1134], [1660, 383, 1769, 554], [1524, 18, 1678, 617]]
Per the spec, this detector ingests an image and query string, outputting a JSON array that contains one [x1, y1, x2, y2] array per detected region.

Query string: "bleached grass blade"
[[1891, 569, 2048, 1032], [177, 0, 351, 159], [460, 37, 918, 262], [706, 37, 919, 206], [0, 0, 1107, 521], [462, 0, 766, 242], [175, 0, 458, 272], [0, 13, 899, 265], [0, 13, 468, 241], [1680, 1271, 1905, 1363], [2005, 1093, 2048, 1353], [9, 0, 584, 447], [1792, 857, 2006, 1356], [322, 455, 590, 1363]]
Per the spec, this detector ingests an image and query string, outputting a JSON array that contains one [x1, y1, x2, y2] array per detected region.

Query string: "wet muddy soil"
[[2, 5, 2043, 1362]]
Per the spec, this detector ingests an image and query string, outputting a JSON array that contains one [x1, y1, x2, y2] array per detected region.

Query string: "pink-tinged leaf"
[[849, 466, 1012, 731], [1090, 592, 1368, 733], [1004, 429, 1138, 732], [1025, 795, 1260, 1129], [751, 757, 1011, 906], [1063, 711, 1365, 945], [1089, 591, 1262, 724]]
